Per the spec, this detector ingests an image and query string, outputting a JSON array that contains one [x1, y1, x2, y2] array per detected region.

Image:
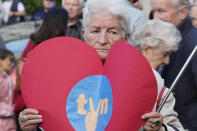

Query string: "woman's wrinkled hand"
[[142, 112, 163, 131], [19, 108, 42, 131]]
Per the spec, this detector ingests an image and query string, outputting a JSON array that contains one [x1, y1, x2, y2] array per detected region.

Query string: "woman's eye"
[[91, 30, 99, 33], [163, 53, 169, 58], [158, 9, 166, 13], [109, 31, 117, 35]]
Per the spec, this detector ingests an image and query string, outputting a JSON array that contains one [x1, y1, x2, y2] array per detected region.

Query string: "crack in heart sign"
[[21, 37, 157, 131]]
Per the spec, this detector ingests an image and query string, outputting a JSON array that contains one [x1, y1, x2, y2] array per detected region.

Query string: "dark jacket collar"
[[69, 20, 82, 28], [177, 16, 193, 37]]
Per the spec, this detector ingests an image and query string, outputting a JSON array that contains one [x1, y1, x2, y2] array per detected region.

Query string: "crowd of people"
[[0, 0, 197, 131]]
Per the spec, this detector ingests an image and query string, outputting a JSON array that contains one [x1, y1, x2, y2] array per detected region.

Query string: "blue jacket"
[[31, 9, 46, 21], [162, 17, 197, 130]]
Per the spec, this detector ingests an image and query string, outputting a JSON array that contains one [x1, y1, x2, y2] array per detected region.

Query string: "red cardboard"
[[21, 37, 157, 131]]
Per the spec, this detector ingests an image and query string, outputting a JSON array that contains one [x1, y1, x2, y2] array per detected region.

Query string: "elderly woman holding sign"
[[132, 19, 184, 131], [18, 0, 183, 131]]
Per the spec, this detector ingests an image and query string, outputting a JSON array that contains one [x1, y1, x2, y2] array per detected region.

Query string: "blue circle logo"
[[66, 75, 113, 131]]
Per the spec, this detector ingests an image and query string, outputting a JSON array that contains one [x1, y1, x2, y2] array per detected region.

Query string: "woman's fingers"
[[142, 112, 162, 119], [19, 108, 42, 131], [142, 112, 163, 131], [22, 118, 43, 127], [20, 109, 39, 115]]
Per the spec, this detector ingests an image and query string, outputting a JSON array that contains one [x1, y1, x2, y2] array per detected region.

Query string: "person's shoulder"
[[32, 9, 45, 20], [18, 1, 25, 6], [190, 26, 197, 36], [127, 5, 147, 17], [183, 26, 197, 48], [76, 19, 82, 27], [17, 1, 25, 10], [180, 19, 197, 47], [152, 69, 162, 80], [127, 5, 148, 26], [182, 19, 197, 36], [152, 69, 164, 90], [33, 10, 45, 15], [0, 73, 7, 83]]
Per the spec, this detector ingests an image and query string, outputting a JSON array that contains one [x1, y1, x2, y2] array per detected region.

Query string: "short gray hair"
[[62, 0, 85, 8], [132, 20, 181, 52], [173, 0, 191, 9], [82, 0, 130, 35]]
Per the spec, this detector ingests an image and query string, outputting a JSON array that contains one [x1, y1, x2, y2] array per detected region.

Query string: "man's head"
[[81, 0, 130, 60], [43, 0, 56, 10], [151, 0, 190, 26], [191, 3, 197, 27], [62, 0, 84, 20]]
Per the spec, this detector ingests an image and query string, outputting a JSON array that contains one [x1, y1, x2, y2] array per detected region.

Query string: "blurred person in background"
[[2, 0, 25, 25], [14, 8, 68, 131], [128, 0, 152, 16], [0, 48, 16, 131], [191, 2, 197, 27], [31, 0, 56, 21], [62, 0, 84, 40], [0, 0, 5, 25], [123, 0, 148, 42], [151, 0, 197, 130]]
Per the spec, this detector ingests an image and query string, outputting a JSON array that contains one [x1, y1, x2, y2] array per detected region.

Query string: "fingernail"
[[141, 115, 145, 119], [38, 115, 42, 118]]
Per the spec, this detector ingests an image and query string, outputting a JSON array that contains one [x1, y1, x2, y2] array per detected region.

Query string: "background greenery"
[[2, 0, 62, 15]]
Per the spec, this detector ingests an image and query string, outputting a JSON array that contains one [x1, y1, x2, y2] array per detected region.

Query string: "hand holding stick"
[[157, 45, 197, 112]]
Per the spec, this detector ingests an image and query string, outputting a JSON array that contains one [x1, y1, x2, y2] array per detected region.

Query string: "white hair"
[[132, 20, 181, 52], [82, 0, 130, 35], [173, 0, 191, 9], [62, 0, 85, 8]]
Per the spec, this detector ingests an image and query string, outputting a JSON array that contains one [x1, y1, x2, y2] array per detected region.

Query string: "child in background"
[[0, 48, 16, 131]]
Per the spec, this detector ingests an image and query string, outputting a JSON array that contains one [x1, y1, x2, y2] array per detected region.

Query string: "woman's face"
[[142, 46, 172, 70], [43, 0, 56, 9], [82, 11, 129, 60]]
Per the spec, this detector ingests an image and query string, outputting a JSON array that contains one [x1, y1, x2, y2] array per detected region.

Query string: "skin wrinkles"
[[151, 0, 182, 26], [142, 46, 172, 70], [82, 11, 129, 60]]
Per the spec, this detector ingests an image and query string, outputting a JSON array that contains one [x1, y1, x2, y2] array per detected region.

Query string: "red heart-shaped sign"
[[21, 37, 157, 131]]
